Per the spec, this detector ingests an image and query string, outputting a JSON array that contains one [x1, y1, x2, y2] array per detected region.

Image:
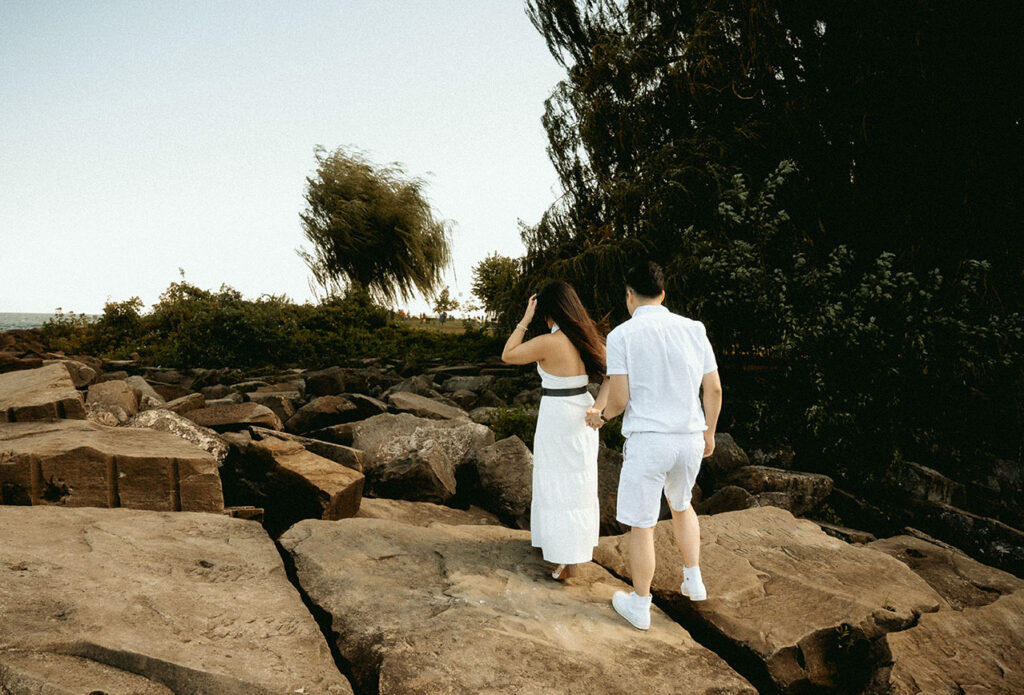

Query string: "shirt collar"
[[632, 304, 668, 317]]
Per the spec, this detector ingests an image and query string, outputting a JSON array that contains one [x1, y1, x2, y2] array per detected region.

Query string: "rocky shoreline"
[[2, 327, 1022, 694]]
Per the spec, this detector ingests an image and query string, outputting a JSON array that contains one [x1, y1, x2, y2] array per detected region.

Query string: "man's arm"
[[587, 374, 629, 428], [701, 369, 722, 457]]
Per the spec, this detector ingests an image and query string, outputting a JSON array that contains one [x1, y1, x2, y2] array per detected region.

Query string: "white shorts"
[[616, 431, 705, 528]]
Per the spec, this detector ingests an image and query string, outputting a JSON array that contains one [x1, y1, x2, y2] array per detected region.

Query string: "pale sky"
[[0, 1, 566, 314]]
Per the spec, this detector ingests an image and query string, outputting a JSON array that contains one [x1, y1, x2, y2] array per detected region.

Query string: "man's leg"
[[628, 525, 657, 596], [669, 504, 700, 568]]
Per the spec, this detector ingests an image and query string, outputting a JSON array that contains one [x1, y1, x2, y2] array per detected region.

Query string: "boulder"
[[344, 392, 389, 419], [447, 388, 478, 410], [596, 444, 627, 536], [42, 358, 97, 387], [286, 395, 359, 433], [816, 521, 877, 545], [98, 369, 130, 382], [250, 426, 364, 472], [0, 353, 42, 374], [440, 374, 495, 393], [237, 436, 364, 536], [124, 408, 230, 467], [426, 364, 481, 377], [469, 406, 497, 425], [699, 432, 750, 483], [725, 465, 833, 516], [386, 391, 468, 420], [184, 402, 283, 432], [0, 363, 86, 421], [246, 390, 297, 423], [164, 391, 205, 414], [304, 366, 346, 397], [593, 506, 947, 694], [512, 387, 541, 406], [205, 394, 244, 407], [279, 518, 756, 695], [0, 420, 223, 512], [896, 460, 966, 506], [694, 484, 759, 515], [122, 375, 165, 411], [354, 497, 502, 527], [906, 498, 1024, 575], [230, 379, 269, 393], [868, 533, 1024, 610], [86, 379, 140, 423], [871, 591, 1024, 694], [201, 383, 238, 399], [385, 374, 436, 397], [475, 389, 505, 408], [351, 413, 494, 503], [463, 435, 533, 525], [0, 506, 353, 694]]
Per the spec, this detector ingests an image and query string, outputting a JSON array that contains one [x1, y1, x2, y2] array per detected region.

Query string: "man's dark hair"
[[625, 261, 665, 298]]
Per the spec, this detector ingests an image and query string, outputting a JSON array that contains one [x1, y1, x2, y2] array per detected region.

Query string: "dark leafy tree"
[[298, 146, 452, 304]]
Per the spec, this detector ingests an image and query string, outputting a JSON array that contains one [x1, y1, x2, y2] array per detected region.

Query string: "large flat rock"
[[0, 420, 223, 512], [0, 506, 352, 694], [279, 518, 756, 695], [0, 362, 86, 422], [594, 506, 947, 694], [354, 497, 502, 527]]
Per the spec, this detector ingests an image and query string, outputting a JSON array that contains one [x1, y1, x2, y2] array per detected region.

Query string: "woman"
[[501, 281, 605, 579]]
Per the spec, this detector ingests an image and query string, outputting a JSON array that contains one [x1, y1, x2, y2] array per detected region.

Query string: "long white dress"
[[530, 362, 600, 564]]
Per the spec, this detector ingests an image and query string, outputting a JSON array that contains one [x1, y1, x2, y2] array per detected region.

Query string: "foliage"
[[489, 405, 539, 448], [471, 253, 521, 324], [297, 146, 452, 304], [432, 287, 459, 314], [40, 281, 502, 370]]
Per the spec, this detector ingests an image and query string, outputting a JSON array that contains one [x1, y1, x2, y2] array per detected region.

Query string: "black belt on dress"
[[540, 386, 589, 397]]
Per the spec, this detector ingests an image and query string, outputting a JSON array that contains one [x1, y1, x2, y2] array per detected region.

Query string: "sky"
[[0, 1, 567, 315]]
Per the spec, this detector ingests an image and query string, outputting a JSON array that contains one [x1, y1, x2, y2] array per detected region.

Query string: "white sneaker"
[[680, 573, 707, 601], [612, 590, 651, 630]]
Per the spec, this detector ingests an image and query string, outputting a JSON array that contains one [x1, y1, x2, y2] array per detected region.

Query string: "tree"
[[432, 286, 459, 315], [297, 146, 452, 304], [471, 253, 521, 323]]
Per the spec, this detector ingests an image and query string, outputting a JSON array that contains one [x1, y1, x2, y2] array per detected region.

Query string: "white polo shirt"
[[606, 305, 717, 436]]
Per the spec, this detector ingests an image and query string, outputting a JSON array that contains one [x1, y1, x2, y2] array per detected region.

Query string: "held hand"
[[702, 431, 716, 458], [585, 408, 605, 430], [522, 294, 538, 323]]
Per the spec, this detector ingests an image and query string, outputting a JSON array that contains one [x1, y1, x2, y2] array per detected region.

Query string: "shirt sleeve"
[[700, 323, 718, 374], [606, 329, 628, 375]]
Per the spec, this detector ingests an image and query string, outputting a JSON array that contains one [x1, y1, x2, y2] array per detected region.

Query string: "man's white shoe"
[[612, 590, 651, 630], [679, 575, 707, 601]]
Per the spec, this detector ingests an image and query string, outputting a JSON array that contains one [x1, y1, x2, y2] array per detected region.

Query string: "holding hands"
[[585, 407, 604, 430]]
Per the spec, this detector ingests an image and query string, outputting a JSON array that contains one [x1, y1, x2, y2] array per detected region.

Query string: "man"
[[587, 261, 722, 630]]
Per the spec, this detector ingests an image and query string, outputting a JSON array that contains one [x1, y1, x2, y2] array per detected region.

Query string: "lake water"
[[0, 313, 98, 331]]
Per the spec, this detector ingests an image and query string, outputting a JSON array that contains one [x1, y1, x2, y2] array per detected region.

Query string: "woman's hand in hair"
[[522, 294, 538, 324]]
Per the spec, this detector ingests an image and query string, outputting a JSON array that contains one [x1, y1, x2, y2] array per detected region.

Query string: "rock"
[[907, 498, 1024, 575], [441, 375, 495, 393], [344, 392, 389, 419], [250, 426, 364, 472], [468, 406, 497, 425], [247, 390, 297, 423], [699, 432, 750, 484], [222, 505, 264, 522], [512, 387, 541, 406], [0, 353, 42, 374], [426, 364, 481, 377], [386, 374, 436, 397], [201, 383, 238, 399], [447, 388, 478, 410], [205, 394, 244, 407], [150, 382, 193, 401], [896, 460, 966, 506], [596, 444, 627, 536], [475, 389, 505, 408], [817, 521, 877, 544], [98, 369, 130, 382], [351, 413, 494, 503], [230, 379, 269, 393], [164, 391, 205, 414], [286, 395, 359, 433], [242, 437, 364, 536], [871, 591, 1024, 694], [386, 391, 468, 420], [304, 366, 346, 397], [255, 380, 305, 398], [86, 379, 140, 423], [354, 497, 502, 527], [125, 375, 167, 410], [593, 506, 947, 694], [42, 358, 97, 387], [463, 436, 533, 525], [305, 422, 356, 447], [694, 484, 760, 515], [124, 409, 230, 467], [869, 533, 1024, 609], [0, 363, 86, 421], [0, 506, 353, 694], [279, 518, 756, 695], [725, 465, 833, 516], [184, 402, 283, 432], [0, 420, 223, 512]]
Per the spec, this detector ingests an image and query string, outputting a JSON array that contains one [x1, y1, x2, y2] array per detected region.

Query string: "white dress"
[[530, 362, 600, 564]]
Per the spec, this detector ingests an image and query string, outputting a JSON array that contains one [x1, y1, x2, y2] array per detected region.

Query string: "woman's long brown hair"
[[535, 280, 606, 381]]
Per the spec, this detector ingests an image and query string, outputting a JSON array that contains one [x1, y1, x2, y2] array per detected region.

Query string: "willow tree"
[[298, 146, 452, 304]]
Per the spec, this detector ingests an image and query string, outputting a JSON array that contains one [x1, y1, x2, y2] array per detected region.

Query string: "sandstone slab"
[[354, 497, 502, 527], [594, 506, 947, 693], [250, 426, 364, 472], [285, 395, 359, 433], [86, 379, 140, 423], [0, 420, 223, 512], [0, 363, 86, 421], [185, 401, 283, 432], [42, 358, 97, 387], [124, 408, 230, 467], [0, 506, 352, 694], [725, 465, 833, 516], [125, 375, 167, 410], [386, 391, 468, 420], [280, 518, 755, 695], [164, 391, 205, 414]]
